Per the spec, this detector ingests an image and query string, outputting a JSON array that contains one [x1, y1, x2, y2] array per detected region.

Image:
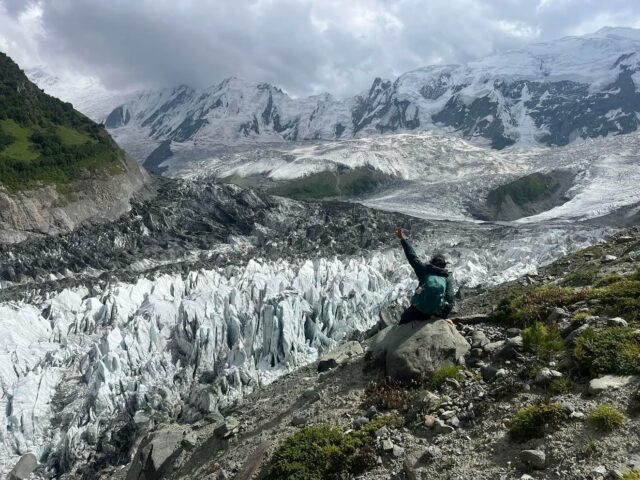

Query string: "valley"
[[0, 21, 639, 480]]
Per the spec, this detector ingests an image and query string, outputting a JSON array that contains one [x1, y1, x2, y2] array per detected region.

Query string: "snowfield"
[[175, 130, 640, 223]]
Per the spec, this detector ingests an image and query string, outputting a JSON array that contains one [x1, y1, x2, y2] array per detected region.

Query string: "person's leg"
[[399, 305, 424, 324]]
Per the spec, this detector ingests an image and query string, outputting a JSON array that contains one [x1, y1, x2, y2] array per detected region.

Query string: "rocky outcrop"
[[0, 154, 151, 243], [126, 427, 193, 480], [8, 453, 38, 480], [469, 170, 575, 221], [370, 321, 470, 381]]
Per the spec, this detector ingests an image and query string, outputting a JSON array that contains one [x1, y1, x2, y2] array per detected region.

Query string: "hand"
[[395, 226, 406, 240]]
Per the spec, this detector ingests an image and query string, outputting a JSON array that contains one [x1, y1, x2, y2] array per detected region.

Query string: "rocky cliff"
[[0, 52, 151, 243]]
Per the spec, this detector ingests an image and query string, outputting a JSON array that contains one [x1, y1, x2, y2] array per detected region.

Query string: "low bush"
[[430, 363, 463, 389], [562, 265, 599, 286], [587, 278, 640, 321], [548, 378, 573, 396], [587, 404, 626, 432], [362, 377, 418, 411], [493, 285, 584, 327], [594, 274, 623, 287], [267, 414, 401, 479], [509, 402, 569, 441], [573, 327, 640, 377], [522, 322, 564, 360]]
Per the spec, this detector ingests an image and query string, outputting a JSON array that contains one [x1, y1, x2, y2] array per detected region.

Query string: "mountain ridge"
[[59, 26, 640, 164], [0, 52, 151, 243]]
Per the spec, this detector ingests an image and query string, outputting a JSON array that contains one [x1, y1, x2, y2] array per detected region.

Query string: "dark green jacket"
[[401, 239, 455, 317]]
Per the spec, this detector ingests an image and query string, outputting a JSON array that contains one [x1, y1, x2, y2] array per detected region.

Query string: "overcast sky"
[[2, 0, 640, 97]]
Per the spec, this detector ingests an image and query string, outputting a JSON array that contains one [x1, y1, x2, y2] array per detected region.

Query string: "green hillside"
[[0, 52, 123, 192]]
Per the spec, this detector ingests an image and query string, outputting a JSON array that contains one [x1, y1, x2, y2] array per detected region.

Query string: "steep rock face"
[[0, 154, 150, 243], [0, 52, 151, 243], [92, 27, 640, 163]]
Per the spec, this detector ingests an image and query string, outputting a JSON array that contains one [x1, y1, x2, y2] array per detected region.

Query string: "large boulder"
[[370, 320, 470, 381], [126, 426, 191, 480], [317, 341, 364, 372], [9, 453, 38, 480]]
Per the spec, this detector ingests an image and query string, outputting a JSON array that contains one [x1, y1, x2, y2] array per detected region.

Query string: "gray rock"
[[318, 340, 363, 372], [382, 439, 394, 451], [564, 323, 590, 345], [403, 456, 419, 480], [291, 415, 308, 426], [302, 388, 321, 403], [535, 368, 563, 385], [480, 365, 498, 382], [483, 340, 505, 354], [588, 375, 639, 395], [215, 416, 240, 437], [392, 445, 405, 457], [607, 317, 628, 327], [506, 328, 521, 338], [615, 235, 634, 244], [434, 419, 455, 435], [547, 307, 570, 324], [521, 449, 546, 469], [602, 255, 618, 263], [126, 427, 188, 480], [471, 330, 490, 348], [354, 416, 369, 428], [375, 426, 389, 437], [371, 321, 470, 381], [9, 453, 38, 480]]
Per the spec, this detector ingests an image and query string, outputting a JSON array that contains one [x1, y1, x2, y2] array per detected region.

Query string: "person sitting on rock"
[[395, 226, 455, 324]]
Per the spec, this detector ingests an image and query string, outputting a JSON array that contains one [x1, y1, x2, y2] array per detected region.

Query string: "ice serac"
[[0, 254, 404, 476], [90, 27, 640, 165]]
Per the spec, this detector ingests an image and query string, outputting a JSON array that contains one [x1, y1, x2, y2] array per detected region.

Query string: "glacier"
[[0, 216, 614, 476]]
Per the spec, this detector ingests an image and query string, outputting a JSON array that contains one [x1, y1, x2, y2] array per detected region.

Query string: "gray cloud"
[[2, 0, 640, 97]]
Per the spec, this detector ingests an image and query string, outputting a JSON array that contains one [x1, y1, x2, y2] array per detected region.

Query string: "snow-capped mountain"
[[94, 26, 640, 166], [26, 68, 136, 123]]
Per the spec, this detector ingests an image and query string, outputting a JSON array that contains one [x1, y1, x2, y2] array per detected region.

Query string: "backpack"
[[411, 274, 447, 316]]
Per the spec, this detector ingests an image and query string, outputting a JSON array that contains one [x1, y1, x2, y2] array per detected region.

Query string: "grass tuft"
[[430, 363, 463, 389], [522, 322, 564, 360], [587, 404, 626, 432], [548, 378, 572, 396], [509, 402, 568, 441]]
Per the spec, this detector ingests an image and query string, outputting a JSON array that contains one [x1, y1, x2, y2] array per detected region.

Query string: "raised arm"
[[395, 227, 424, 276]]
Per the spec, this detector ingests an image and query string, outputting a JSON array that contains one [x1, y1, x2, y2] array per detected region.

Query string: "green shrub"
[[572, 312, 592, 323], [573, 327, 640, 377], [594, 274, 623, 287], [588, 279, 640, 321], [522, 322, 564, 360], [587, 404, 626, 432], [267, 415, 401, 479], [493, 285, 584, 326], [549, 378, 573, 396], [562, 266, 599, 286], [509, 402, 568, 441], [622, 469, 640, 480], [430, 363, 463, 389]]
